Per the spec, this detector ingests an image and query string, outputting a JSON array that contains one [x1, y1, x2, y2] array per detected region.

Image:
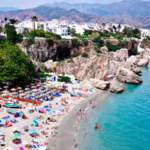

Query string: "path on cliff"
[[138, 37, 144, 52]]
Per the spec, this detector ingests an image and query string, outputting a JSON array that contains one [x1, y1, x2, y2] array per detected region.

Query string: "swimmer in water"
[[95, 123, 102, 131]]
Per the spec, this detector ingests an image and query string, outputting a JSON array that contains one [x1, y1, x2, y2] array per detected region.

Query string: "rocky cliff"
[[20, 40, 95, 62], [44, 47, 150, 88]]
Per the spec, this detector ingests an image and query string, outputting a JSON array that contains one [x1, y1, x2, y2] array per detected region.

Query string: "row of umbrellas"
[[2, 85, 51, 94]]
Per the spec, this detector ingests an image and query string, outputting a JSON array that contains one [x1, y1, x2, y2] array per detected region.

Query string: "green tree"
[[4, 18, 8, 24], [123, 26, 130, 35], [9, 19, 18, 25], [102, 23, 106, 31], [0, 43, 35, 86], [3, 24, 17, 44], [0, 26, 2, 35], [70, 28, 76, 36], [117, 24, 121, 32], [31, 16, 38, 31], [132, 28, 140, 34], [23, 28, 29, 36]]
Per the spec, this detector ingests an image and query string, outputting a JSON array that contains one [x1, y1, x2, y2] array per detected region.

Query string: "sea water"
[[77, 67, 150, 150]]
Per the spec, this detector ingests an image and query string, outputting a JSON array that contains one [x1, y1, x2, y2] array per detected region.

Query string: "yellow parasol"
[[17, 87, 22, 90], [3, 90, 9, 94], [32, 89, 38, 92], [10, 88, 16, 92]]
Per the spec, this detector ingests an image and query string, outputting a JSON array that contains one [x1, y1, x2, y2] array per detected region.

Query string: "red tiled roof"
[[15, 27, 31, 29]]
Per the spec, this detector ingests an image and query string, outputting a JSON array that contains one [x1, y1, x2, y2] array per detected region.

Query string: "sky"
[[0, 0, 149, 9]]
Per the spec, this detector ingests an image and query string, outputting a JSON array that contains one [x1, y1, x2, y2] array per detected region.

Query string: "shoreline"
[[48, 90, 110, 150]]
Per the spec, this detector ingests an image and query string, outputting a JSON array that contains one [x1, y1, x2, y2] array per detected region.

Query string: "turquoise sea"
[[77, 67, 150, 150]]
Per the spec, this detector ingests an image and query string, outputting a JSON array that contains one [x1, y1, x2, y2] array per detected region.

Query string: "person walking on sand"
[[73, 139, 76, 148], [75, 127, 78, 132], [83, 128, 86, 137], [84, 114, 86, 122], [77, 117, 79, 124]]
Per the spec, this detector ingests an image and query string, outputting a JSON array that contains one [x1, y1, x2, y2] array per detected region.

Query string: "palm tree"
[[118, 24, 121, 33], [9, 19, 18, 25], [113, 25, 117, 33], [23, 28, 29, 36], [102, 23, 106, 31], [31, 16, 38, 31], [4, 18, 8, 24], [0, 26, 2, 36]]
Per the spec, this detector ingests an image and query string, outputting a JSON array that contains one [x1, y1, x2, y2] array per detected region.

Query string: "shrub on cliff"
[[58, 76, 71, 83], [82, 38, 88, 46], [93, 37, 104, 47], [71, 39, 81, 48], [106, 44, 121, 52], [81, 52, 89, 57]]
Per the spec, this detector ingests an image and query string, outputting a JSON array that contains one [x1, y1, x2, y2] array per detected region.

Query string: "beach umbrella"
[[22, 141, 28, 145], [38, 146, 47, 150], [49, 114, 53, 119], [13, 133, 21, 136], [32, 89, 38, 92], [23, 125, 28, 130], [11, 88, 16, 92], [44, 105, 49, 108], [9, 135, 19, 140], [12, 92, 18, 95], [28, 129, 36, 134], [25, 88, 30, 91], [19, 90, 24, 93], [2, 116, 10, 120], [39, 107, 44, 111], [12, 127, 18, 131], [30, 83, 34, 86], [3, 86, 8, 89], [33, 120, 38, 124], [20, 93, 26, 96], [31, 86, 36, 89], [3, 90, 9, 94], [17, 87, 22, 90]]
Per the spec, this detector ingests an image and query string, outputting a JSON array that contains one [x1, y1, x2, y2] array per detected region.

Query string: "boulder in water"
[[116, 67, 143, 84]]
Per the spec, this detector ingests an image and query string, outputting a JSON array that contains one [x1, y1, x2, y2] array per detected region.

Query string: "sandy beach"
[[48, 90, 109, 150], [0, 82, 98, 150]]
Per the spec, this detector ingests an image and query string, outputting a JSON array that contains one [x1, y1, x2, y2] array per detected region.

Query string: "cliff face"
[[45, 48, 149, 84], [20, 40, 95, 62]]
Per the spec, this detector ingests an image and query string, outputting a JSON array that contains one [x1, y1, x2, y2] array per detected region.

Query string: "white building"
[[140, 29, 150, 37], [15, 20, 46, 31]]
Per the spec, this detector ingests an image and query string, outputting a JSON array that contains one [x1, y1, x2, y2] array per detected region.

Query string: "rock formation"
[[89, 79, 110, 90], [110, 79, 124, 93], [137, 58, 149, 67], [116, 67, 143, 84]]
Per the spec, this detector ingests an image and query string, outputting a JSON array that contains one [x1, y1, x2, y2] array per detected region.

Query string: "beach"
[[0, 81, 98, 150], [48, 90, 109, 150]]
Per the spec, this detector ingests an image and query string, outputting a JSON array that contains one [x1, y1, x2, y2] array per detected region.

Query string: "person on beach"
[[75, 127, 78, 132], [83, 128, 86, 137], [73, 139, 76, 148], [77, 118, 79, 124], [84, 114, 86, 122]]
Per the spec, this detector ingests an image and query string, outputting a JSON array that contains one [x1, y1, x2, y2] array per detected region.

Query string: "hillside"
[[0, 6, 107, 24], [42, 0, 150, 26], [43, 0, 150, 17]]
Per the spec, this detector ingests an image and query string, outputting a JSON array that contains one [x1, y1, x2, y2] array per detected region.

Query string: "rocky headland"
[[21, 40, 150, 93]]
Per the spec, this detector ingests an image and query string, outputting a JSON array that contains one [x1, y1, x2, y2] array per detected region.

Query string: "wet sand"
[[48, 90, 110, 150]]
